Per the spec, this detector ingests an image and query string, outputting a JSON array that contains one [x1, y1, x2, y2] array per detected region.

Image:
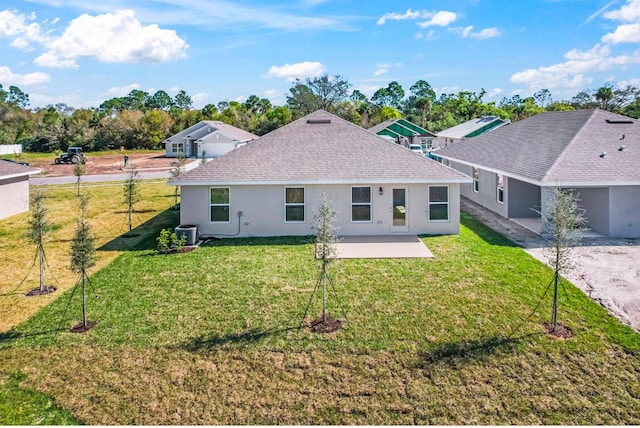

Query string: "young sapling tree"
[[70, 194, 96, 330], [169, 154, 187, 209], [26, 190, 54, 294], [540, 186, 586, 334], [73, 160, 84, 197], [123, 166, 141, 234]]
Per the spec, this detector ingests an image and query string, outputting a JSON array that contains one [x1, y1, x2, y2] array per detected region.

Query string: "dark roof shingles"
[[177, 110, 468, 183]]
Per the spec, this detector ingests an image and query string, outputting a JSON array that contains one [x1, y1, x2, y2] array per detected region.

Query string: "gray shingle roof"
[[0, 160, 40, 179], [436, 109, 640, 184], [164, 120, 257, 145], [173, 110, 470, 185], [436, 116, 508, 139]]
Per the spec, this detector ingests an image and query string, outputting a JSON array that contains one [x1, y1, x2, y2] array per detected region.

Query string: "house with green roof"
[[368, 118, 440, 151], [436, 116, 510, 145]]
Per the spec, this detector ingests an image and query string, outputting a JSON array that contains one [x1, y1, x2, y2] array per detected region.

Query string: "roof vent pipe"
[[600, 151, 607, 158]]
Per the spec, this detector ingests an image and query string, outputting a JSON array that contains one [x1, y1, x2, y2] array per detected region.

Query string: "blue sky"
[[1, 0, 639, 109]]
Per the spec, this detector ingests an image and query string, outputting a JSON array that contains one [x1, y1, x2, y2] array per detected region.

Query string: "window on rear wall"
[[351, 186, 371, 222], [497, 174, 504, 204], [210, 187, 230, 222], [285, 187, 305, 222], [428, 186, 449, 222]]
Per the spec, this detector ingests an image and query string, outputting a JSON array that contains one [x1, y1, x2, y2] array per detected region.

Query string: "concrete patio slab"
[[335, 235, 434, 259]]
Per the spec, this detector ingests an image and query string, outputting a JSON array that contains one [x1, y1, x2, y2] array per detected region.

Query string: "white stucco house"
[[436, 109, 640, 238], [0, 160, 41, 220], [169, 110, 471, 238], [164, 121, 258, 158]]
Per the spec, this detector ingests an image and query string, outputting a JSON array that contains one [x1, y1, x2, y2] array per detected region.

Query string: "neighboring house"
[[368, 118, 440, 151], [0, 160, 41, 220], [164, 121, 258, 158], [436, 109, 640, 238], [437, 115, 510, 145], [170, 110, 471, 238]]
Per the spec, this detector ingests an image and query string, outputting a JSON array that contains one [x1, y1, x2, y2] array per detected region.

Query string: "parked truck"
[[54, 147, 85, 164]]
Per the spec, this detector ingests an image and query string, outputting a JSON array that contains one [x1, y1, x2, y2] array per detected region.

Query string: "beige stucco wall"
[[179, 183, 461, 238], [0, 176, 30, 220]]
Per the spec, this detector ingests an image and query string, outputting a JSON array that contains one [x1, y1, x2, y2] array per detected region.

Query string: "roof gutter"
[[169, 177, 473, 186], [436, 154, 640, 187]]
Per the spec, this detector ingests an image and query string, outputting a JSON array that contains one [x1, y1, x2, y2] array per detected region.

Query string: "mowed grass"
[[0, 210, 639, 424]]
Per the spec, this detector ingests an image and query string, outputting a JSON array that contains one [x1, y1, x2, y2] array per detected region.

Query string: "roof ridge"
[[542, 108, 600, 181], [542, 108, 599, 182]]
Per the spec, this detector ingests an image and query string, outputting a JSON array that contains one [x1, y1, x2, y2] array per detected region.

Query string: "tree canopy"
[[2, 76, 638, 153]]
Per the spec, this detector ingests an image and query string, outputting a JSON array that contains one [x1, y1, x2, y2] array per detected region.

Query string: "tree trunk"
[[322, 263, 327, 322], [39, 244, 45, 292], [82, 271, 87, 327], [552, 271, 558, 332]]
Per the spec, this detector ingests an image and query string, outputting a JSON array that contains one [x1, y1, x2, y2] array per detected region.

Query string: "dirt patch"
[[24, 286, 57, 296], [70, 320, 97, 333], [543, 322, 573, 339], [309, 315, 343, 333], [32, 152, 175, 177]]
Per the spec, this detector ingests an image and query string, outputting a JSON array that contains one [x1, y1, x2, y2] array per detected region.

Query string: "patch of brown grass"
[[1, 344, 638, 425], [0, 181, 175, 331]]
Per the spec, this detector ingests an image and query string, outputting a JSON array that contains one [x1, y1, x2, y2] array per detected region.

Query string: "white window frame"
[[473, 167, 479, 193], [209, 187, 230, 223], [171, 142, 184, 154], [351, 186, 372, 223], [284, 187, 305, 223], [428, 185, 450, 222], [497, 174, 504, 204]]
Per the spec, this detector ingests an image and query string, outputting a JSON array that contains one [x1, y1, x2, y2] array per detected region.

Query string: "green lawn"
[[0, 213, 638, 424]]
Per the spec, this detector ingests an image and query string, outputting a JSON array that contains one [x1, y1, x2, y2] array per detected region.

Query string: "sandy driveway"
[[461, 198, 640, 332]]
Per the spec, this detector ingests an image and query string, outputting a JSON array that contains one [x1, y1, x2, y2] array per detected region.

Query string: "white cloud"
[[511, 44, 640, 90], [416, 30, 435, 40], [511, 0, 640, 92], [168, 86, 180, 94], [602, 0, 640, 43], [0, 9, 46, 50], [107, 83, 141, 97], [373, 63, 389, 77], [454, 25, 501, 39], [0, 65, 50, 85], [603, 0, 640, 22], [354, 85, 380, 98], [265, 61, 326, 81], [377, 8, 422, 25], [34, 10, 188, 68], [487, 88, 504, 98], [417, 11, 458, 28], [33, 52, 78, 68], [377, 9, 457, 28], [439, 85, 461, 94], [602, 23, 640, 43]]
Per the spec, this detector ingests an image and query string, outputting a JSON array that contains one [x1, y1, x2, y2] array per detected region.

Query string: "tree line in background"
[[1, 77, 639, 153]]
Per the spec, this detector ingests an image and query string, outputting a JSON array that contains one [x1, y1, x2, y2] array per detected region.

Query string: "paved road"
[[30, 170, 172, 185]]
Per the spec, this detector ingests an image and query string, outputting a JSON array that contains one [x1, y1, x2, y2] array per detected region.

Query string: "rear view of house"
[[437, 109, 640, 238], [170, 110, 471, 238], [164, 121, 258, 158], [0, 160, 41, 220]]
